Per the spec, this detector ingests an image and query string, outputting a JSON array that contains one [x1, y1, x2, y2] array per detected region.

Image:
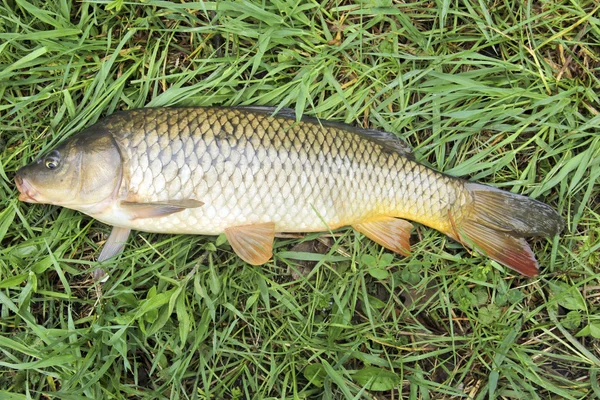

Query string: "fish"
[[15, 107, 564, 277]]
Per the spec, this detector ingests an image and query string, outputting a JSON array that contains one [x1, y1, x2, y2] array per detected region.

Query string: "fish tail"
[[449, 183, 564, 276]]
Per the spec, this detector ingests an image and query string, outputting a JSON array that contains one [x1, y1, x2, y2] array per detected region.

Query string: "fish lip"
[[15, 173, 40, 203]]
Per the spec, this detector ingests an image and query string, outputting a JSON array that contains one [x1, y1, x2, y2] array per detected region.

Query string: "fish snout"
[[15, 173, 39, 203]]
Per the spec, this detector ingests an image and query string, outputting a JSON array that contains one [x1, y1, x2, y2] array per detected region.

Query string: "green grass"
[[1, 0, 599, 398]]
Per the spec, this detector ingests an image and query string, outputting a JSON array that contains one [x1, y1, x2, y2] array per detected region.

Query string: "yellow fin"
[[224, 222, 275, 265], [353, 217, 413, 256], [121, 199, 204, 219]]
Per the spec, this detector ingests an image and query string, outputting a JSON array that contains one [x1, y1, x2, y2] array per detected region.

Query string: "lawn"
[[1, 0, 599, 399]]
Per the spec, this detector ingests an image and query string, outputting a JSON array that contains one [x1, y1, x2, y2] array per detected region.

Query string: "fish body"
[[101, 108, 466, 234], [15, 107, 564, 276]]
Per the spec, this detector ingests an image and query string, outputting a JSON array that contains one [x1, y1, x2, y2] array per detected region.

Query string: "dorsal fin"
[[344, 126, 413, 158], [236, 105, 297, 119], [235, 106, 414, 159]]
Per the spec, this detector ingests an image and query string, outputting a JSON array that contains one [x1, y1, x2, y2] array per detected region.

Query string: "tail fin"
[[452, 183, 564, 277]]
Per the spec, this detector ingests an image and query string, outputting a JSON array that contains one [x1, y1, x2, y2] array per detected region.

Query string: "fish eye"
[[44, 157, 59, 169], [44, 151, 61, 170]]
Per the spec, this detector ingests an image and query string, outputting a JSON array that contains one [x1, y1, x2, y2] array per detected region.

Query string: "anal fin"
[[224, 222, 276, 265], [353, 217, 413, 256]]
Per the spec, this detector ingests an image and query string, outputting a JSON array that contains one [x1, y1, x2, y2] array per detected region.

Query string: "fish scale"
[[16, 106, 564, 276], [103, 107, 456, 235]]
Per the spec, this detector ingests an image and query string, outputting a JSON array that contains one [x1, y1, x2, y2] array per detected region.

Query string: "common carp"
[[15, 107, 564, 276]]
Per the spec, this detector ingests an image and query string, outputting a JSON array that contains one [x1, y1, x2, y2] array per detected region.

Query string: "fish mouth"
[[15, 174, 40, 203]]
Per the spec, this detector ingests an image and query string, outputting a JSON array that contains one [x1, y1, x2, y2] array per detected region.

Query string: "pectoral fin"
[[225, 222, 276, 265], [94, 226, 132, 282], [121, 199, 204, 219], [98, 226, 132, 262], [353, 217, 413, 256]]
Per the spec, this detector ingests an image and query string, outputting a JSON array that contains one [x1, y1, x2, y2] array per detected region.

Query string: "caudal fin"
[[452, 183, 564, 277]]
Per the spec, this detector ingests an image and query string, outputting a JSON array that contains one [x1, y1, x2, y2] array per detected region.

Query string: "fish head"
[[15, 130, 122, 208]]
